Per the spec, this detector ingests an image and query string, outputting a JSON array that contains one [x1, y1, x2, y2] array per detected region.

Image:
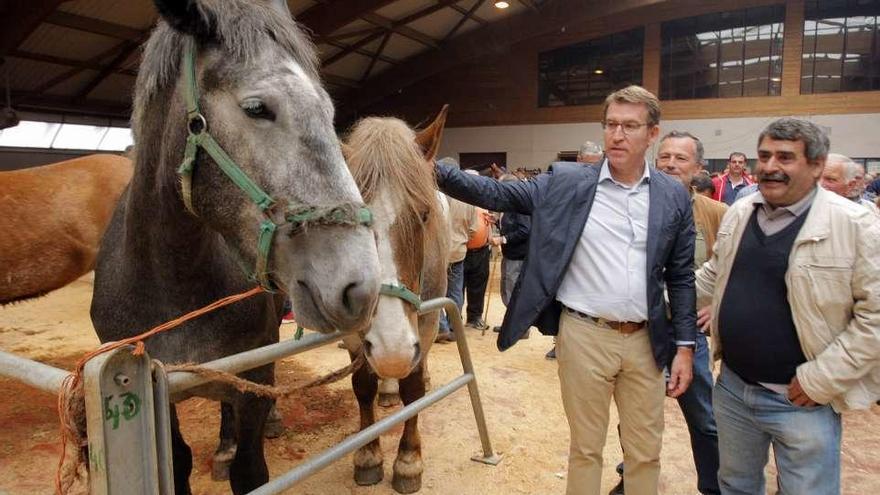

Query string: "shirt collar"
[[752, 185, 818, 218], [598, 158, 652, 187]]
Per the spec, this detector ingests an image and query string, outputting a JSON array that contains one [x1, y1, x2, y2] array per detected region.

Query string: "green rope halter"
[[176, 43, 372, 290]]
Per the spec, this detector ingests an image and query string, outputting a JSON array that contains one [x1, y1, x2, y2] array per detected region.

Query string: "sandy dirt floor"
[[1, 268, 878, 495]]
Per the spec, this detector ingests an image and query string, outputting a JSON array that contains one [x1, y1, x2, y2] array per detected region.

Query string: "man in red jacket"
[[712, 152, 753, 205]]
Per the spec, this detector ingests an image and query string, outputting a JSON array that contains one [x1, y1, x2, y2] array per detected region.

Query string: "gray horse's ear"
[[153, 0, 215, 39], [415, 104, 449, 162]]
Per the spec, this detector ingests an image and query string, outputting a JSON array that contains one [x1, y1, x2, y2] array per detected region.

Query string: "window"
[[661, 6, 785, 100], [538, 28, 644, 107], [802, 0, 880, 94], [0, 120, 133, 151]]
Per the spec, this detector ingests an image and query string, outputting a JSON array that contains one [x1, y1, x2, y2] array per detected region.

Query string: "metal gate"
[[0, 297, 501, 494]]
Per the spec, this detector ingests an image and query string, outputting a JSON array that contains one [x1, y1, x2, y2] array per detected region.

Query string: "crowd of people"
[[433, 85, 880, 495]]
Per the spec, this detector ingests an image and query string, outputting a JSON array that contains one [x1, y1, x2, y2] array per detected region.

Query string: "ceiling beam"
[[360, 12, 439, 49], [0, 0, 67, 58], [449, 4, 488, 25], [45, 10, 142, 42], [361, 32, 392, 82], [11, 91, 129, 118], [341, 0, 669, 116], [30, 40, 137, 95], [444, 0, 486, 41], [323, 38, 401, 67], [296, 0, 398, 39], [518, 0, 541, 12], [318, 27, 385, 44], [323, 73, 360, 88], [8, 49, 137, 76], [75, 39, 143, 98]]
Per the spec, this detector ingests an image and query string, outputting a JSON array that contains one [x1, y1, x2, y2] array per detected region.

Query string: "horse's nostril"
[[411, 342, 421, 367], [363, 339, 374, 357], [341, 280, 372, 320]]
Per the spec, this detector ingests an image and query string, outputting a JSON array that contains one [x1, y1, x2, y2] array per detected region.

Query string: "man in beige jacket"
[[436, 158, 478, 342], [695, 118, 880, 495]]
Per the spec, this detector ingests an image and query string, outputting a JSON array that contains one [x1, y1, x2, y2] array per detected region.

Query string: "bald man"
[[821, 153, 880, 214]]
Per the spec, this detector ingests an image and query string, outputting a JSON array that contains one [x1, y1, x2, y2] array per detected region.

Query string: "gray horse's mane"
[[132, 0, 319, 140]]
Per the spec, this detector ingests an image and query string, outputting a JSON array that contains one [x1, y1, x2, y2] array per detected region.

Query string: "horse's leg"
[[352, 358, 384, 485], [378, 378, 401, 407], [212, 402, 237, 481], [170, 405, 193, 495], [264, 401, 284, 439], [228, 365, 273, 495], [392, 362, 426, 494]]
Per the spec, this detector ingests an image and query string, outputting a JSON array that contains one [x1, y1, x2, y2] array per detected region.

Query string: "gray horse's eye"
[[241, 99, 275, 121]]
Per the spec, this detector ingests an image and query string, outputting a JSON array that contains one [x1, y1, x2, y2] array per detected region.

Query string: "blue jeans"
[[439, 260, 464, 333], [675, 332, 720, 494], [714, 363, 841, 495]]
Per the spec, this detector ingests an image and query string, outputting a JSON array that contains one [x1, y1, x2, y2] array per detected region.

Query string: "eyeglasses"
[[602, 120, 651, 135]]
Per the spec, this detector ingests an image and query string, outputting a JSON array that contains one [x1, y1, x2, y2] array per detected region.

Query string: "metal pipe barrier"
[[0, 349, 69, 393], [0, 296, 500, 494]]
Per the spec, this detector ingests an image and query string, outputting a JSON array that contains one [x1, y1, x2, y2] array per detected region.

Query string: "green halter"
[[176, 43, 373, 290]]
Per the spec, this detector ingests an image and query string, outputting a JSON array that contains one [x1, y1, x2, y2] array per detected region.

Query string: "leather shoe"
[[608, 477, 624, 495], [434, 331, 455, 344]]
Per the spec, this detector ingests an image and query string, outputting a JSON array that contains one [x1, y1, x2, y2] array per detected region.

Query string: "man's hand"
[[697, 305, 713, 335], [490, 163, 504, 179], [788, 376, 819, 407], [489, 236, 503, 247], [667, 347, 694, 398]]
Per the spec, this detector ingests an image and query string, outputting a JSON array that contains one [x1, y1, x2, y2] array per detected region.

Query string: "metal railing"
[[0, 297, 501, 494]]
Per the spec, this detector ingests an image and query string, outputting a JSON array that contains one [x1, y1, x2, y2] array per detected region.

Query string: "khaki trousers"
[[557, 310, 665, 495]]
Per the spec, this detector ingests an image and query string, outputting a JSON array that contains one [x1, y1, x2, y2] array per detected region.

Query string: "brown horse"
[[341, 106, 450, 493], [0, 154, 132, 304]]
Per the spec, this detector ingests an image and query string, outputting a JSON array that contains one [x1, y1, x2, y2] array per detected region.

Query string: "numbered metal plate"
[[83, 346, 160, 495]]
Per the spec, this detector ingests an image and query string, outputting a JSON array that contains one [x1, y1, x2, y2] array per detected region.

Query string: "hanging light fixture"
[[494, 1, 510, 8]]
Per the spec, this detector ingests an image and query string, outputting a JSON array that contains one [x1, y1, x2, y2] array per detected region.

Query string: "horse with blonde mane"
[[340, 106, 450, 493], [0, 154, 132, 304]]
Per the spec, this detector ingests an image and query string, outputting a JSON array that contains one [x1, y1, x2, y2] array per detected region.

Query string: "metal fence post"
[[419, 298, 503, 466], [83, 346, 161, 495]]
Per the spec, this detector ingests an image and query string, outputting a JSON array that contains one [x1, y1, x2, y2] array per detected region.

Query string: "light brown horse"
[[341, 106, 450, 494], [0, 154, 133, 304]]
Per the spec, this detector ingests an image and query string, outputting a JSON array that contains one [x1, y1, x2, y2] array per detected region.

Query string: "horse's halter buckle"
[[176, 42, 372, 291]]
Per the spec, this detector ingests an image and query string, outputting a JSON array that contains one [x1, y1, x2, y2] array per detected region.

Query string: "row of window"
[[538, 0, 880, 107], [0, 120, 133, 151]]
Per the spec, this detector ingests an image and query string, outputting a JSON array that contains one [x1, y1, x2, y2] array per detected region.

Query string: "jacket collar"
[[794, 187, 832, 244]]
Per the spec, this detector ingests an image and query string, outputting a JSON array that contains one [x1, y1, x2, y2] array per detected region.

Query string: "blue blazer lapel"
[[646, 172, 667, 272]]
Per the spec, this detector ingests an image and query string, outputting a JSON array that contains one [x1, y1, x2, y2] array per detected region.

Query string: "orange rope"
[[54, 285, 266, 494]]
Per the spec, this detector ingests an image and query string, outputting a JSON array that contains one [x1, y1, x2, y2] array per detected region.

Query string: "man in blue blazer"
[[436, 86, 696, 495]]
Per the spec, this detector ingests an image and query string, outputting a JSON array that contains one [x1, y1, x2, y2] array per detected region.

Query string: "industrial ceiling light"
[[594, 68, 604, 75], [494, 1, 510, 8]]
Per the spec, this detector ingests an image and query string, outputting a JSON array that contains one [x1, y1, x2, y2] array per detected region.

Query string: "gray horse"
[[90, 1, 380, 493]]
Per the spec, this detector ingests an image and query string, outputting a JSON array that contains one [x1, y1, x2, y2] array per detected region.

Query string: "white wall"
[[438, 113, 880, 170]]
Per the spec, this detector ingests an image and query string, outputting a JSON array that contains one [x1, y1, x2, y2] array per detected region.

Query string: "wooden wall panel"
[[353, 0, 880, 130], [781, 0, 805, 96]]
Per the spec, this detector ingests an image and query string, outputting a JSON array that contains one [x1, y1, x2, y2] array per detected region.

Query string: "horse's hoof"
[[378, 392, 401, 407], [354, 464, 384, 486], [211, 458, 232, 481], [264, 418, 284, 439], [392, 473, 422, 494]]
